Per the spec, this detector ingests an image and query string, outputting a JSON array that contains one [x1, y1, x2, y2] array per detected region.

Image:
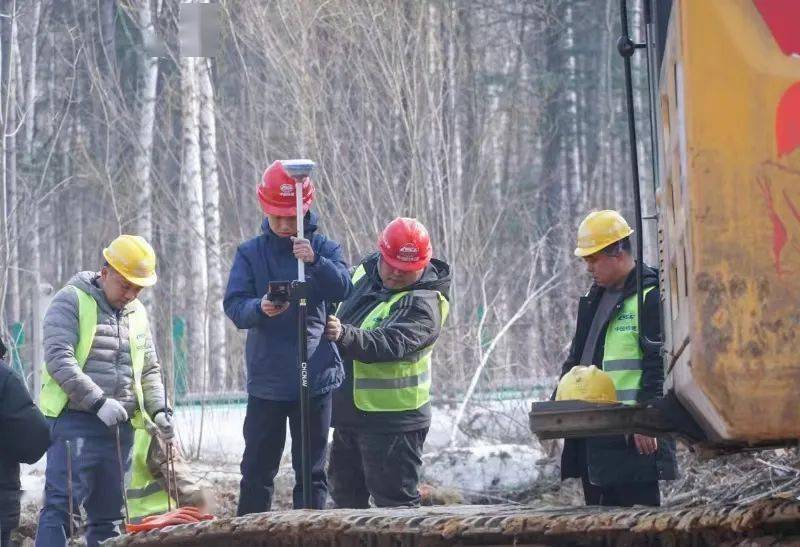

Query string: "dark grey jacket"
[[333, 253, 451, 432], [43, 271, 166, 417]]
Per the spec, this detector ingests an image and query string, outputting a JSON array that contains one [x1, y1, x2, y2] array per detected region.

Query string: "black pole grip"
[[297, 295, 312, 509]]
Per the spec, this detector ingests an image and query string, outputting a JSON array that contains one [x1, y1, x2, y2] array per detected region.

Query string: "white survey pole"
[[296, 180, 305, 282]]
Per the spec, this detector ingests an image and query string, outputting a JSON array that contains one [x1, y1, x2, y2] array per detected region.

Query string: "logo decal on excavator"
[[753, 1, 800, 274], [758, 168, 800, 276], [753, 0, 800, 157], [753, 0, 800, 58], [776, 83, 800, 158]]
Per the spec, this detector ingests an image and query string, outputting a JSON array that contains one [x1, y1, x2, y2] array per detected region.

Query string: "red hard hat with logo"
[[378, 217, 433, 272], [257, 160, 315, 216]]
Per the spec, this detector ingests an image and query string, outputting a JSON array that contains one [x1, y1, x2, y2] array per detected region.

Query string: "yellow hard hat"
[[555, 365, 618, 403], [574, 210, 634, 257], [102, 235, 158, 287]]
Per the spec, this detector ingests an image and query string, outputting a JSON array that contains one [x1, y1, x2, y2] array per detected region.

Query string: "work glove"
[[153, 411, 175, 442], [96, 398, 128, 427]]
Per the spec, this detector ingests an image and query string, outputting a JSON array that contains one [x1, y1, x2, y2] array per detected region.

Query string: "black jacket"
[[333, 253, 451, 432], [559, 265, 677, 486], [0, 360, 50, 534]]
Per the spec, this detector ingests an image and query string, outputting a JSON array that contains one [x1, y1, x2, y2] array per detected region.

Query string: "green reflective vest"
[[39, 285, 151, 430], [602, 286, 655, 405], [349, 264, 449, 412], [127, 427, 174, 522]]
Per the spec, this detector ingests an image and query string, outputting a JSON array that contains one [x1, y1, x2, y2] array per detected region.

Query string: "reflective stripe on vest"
[[349, 264, 449, 412], [126, 427, 173, 522], [39, 286, 151, 425], [601, 286, 655, 405]]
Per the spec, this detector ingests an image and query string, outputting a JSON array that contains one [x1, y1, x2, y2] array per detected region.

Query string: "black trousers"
[[237, 393, 332, 514], [328, 427, 427, 508], [581, 473, 661, 507]]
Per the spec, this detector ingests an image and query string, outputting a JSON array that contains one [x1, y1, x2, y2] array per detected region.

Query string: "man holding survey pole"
[[224, 160, 350, 512]]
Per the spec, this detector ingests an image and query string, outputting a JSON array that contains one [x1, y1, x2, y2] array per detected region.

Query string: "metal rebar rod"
[[169, 442, 180, 507], [165, 438, 173, 512], [66, 440, 74, 543], [115, 425, 130, 527]]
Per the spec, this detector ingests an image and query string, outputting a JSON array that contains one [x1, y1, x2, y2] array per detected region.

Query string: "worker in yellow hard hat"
[[554, 210, 676, 508], [36, 235, 171, 547]]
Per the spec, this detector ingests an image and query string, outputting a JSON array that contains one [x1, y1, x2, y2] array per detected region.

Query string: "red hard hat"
[[378, 217, 432, 272], [257, 161, 315, 216]]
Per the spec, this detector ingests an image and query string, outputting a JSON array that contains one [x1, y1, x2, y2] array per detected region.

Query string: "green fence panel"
[[171, 316, 188, 398]]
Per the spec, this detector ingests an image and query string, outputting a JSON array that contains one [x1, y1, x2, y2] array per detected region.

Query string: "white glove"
[[153, 411, 175, 442], [96, 398, 128, 427]]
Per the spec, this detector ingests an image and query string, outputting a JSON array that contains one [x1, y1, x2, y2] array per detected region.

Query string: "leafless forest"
[[0, 0, 656, 402]]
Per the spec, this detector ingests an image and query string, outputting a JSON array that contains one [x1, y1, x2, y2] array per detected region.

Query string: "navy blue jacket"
[[223, 212, 351, 400]]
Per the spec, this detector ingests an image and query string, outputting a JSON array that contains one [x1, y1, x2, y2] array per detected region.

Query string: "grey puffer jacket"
[[43, 271, 166, 417]]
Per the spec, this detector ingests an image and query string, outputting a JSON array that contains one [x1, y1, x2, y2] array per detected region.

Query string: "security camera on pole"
[[281, 158, 315, 510]]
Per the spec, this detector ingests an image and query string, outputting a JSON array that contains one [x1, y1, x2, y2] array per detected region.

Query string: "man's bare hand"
[[291, 236, 315, 263], [261, 295, 290, 317], [325, 315, 342, 341], [633, 434, 658, 455]]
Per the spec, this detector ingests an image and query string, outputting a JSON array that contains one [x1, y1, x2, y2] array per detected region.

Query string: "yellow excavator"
[[531, 0, 800, 451]]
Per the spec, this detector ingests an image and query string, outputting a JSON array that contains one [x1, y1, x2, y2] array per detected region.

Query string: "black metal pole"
[[294, 177, 312, 510], [643, 0, 660, 198], [297, 293, 311, 508], [618, 0, 660, 355]]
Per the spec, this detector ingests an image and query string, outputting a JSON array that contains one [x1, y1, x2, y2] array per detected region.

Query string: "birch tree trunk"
[[23, 4, 42, 387], [2, 5, 20, 324], [197, 57, 226, 390], [134, 0, 160, 244], [181, 56, 208, 391], [24, 1, 40, 163]]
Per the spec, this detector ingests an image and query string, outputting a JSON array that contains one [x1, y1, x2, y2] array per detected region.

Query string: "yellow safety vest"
[[348, 265, 449, 412], [602, 286, 655, 405], [127, 428, 174, 522], [39, 285, 151, 429]]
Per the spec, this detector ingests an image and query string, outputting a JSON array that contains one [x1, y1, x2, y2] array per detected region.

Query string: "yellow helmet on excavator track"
[[574, 210, 634, 257], [556, 365, 618, 404], [103, 235, 158, 287]]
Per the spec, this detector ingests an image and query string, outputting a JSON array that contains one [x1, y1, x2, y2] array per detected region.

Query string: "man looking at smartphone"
[[224, 160, 350, 513]]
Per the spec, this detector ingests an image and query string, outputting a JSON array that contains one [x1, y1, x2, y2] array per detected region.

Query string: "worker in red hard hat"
[[224, 160, 351, 513], [324, 217, 451, 508]]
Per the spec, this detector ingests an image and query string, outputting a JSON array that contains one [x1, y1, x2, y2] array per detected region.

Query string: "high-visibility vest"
[[39, 285, 151, 430], [348, 264, 449, 412], [127, 428, 174, 522], [602, 286, 656, 405]]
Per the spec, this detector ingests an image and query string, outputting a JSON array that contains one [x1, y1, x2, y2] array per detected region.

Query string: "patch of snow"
[[173, 403, 250, 462], [422, 442, 554, 495]]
